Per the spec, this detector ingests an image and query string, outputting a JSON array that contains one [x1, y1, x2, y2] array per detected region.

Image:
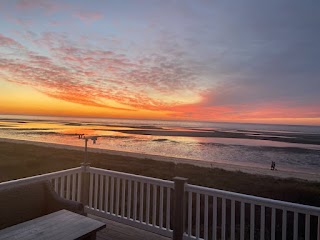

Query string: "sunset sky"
[[0, 0, 319, 125]]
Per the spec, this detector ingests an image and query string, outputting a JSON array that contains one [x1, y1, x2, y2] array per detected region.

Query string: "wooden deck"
[[89, 215, 171, 240]]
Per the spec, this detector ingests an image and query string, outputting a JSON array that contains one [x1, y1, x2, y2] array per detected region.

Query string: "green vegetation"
[[1, 141, 319, 207]]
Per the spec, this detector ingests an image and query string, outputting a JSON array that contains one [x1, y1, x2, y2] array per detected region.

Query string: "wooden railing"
[[84, 167, 174, 237], [185, 184, 320, 240], [1, 165, 320, 239], [0, 167, 82, 194]]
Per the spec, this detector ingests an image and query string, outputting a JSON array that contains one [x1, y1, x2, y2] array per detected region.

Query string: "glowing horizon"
[[1, 1, 319, 125]]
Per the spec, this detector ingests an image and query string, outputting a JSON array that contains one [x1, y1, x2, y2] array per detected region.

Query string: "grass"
[[1, 141, 320, 207]]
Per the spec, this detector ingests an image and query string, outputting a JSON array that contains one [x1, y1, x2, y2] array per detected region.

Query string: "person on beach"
[[271, 161, 276, 170]]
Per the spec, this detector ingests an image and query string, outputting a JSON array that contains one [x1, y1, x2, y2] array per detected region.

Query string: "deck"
[[1, 166, 319, 239], [89, 215, 170, 240]]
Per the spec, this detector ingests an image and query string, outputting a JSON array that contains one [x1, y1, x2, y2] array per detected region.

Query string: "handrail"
[[0, 167, 82, 189], [88, 167, 174, 188], [186, 184, 320, 215]]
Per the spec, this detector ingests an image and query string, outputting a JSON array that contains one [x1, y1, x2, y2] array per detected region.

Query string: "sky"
[[0, 0, 319, 125]]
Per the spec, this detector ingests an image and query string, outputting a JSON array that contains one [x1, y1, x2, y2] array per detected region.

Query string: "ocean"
[[0, 115, 320, 175]]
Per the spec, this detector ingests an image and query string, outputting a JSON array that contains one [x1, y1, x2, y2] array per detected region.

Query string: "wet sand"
[[108, 129, 320, 145], [1, 137, 319, 182]]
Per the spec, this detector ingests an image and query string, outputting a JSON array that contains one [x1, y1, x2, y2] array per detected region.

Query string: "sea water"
[[0, 115, 319, 174]]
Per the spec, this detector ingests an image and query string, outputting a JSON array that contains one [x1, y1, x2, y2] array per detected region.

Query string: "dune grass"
[[0, 141, 319, 207]]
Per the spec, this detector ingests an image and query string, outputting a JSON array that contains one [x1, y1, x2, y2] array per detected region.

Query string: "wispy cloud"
[[0, 33, 197, 112], [16, 0, 61, 14], [73, 11, 104, 23]]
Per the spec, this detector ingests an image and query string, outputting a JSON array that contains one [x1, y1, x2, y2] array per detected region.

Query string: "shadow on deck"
[[89, 215, 170, 240]]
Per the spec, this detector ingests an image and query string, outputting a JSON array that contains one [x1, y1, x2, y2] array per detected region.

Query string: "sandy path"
[[1, 137, 319, 182]]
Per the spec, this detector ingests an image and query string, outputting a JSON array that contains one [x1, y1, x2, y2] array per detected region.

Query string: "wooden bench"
[[0, 210, 106, 240], [0, 180, 84, 230]]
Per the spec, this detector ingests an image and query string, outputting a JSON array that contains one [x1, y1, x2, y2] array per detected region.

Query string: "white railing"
[[0, 167, 82, 202], [85, 167, 174, 238], [185, 184, 320, 240], [1, 165, 320, 240]]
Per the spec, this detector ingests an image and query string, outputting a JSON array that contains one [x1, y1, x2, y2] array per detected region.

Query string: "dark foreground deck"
[[89, 215, 170, 240]]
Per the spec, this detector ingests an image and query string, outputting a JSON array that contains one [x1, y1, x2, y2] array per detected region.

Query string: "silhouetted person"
[[271, 161, 276, 170]]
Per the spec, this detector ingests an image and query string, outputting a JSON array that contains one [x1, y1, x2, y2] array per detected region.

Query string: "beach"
[[1, 137, 319, 182]]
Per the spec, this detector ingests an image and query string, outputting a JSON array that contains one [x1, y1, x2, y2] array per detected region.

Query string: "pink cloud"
[[0, 33, 202, 115], [0, 34, 23, 48], [73, 11, 104, 23], [16, 0, 61, 14]]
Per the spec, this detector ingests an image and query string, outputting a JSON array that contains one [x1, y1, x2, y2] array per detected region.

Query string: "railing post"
[[80, 162, 91, 206], [173, 177, 188, 240]]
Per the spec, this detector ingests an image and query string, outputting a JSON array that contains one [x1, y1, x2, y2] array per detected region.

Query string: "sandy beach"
[[1, 137, 319, 182]]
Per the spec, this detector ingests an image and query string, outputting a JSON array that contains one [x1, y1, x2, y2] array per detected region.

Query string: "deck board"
[[0, 210, 105, 240], [88, 215, 170, 240]]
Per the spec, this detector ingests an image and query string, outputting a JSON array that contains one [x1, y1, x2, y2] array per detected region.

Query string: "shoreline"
[[1, 137, 319, 182]]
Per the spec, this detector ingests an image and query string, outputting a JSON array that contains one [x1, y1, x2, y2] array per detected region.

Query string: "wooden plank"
[[91, 214, 170, 240], [0, 210, 105, 240]]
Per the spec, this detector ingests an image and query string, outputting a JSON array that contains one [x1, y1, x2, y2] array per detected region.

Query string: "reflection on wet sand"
[[0, 116, 320, 175]]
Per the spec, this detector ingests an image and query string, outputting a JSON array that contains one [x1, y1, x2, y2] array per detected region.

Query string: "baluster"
[[250, 204, 255, 240], [196, 193, 200, 239], [66, 174, 71, 200], [99, 175, 104, 211], [60, 175, 65, 198], [72, 173, 76, 201], [222, 198, 226, 240], [54, 177, 58, 192], [260, 206, 265, 240], [133, 181, 138, 221], [282, 210, 287, 240], [110, 176, 114, 214], [159, 186, 164, 228], [293, 212, 298, 240], [271, 208, 276, 240], [89, 173, 93, 208], [139, 182, 144, 222], [77, 173, 81, 202], [204, 195, 209, 240], [166, 188, 171, 230], [115, 178, 120, 215], [212, 196, 217, 240], [317, 216, 320, 240], [127, 180, 131, 219], [231, 200, 235, 240], [152, 184, 157, 226], [146, 183, 150, 224], [240, 202, 245, 240], [94, 174, 98, 210], [104, 176, 109, 213], [121, 179, 126, 218], [305, 214, 310, 240], [188, 192, 192, 237]]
